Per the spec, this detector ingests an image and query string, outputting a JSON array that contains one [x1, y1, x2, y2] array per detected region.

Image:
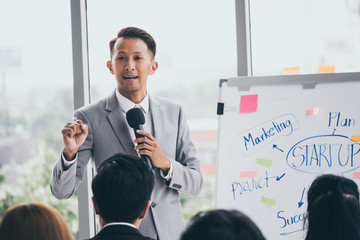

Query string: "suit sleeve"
[[166, 106, 203, 196], [50, 110, 93, 199]]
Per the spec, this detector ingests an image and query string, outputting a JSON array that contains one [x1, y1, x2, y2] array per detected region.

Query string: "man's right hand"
[[61, 120, 88, 161]]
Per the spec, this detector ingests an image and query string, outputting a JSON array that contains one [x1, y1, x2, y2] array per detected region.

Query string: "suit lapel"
[[105, 91, 137, 155], [149, 95, 165, 148]]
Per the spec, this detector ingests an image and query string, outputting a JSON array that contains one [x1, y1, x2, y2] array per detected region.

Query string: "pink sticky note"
[[240, 171, 257, 178], [353, 172, 360, 179], [240, 95, 258, 113], [306, 109, 314, 116], [306, 107, 319, 116]]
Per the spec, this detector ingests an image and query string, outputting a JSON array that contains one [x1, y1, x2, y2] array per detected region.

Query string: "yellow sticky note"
[[283, 66, 300, 75], [318, 64, 335, 73], [351, 136, 360, 142], [261, 196, 276, 206]]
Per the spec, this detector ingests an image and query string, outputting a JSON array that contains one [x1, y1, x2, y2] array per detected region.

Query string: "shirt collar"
[[102, 222, 136, 230], [115, 89, 149, 115]]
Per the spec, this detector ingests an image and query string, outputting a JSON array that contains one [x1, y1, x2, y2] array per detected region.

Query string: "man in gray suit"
[[50, 27, 203, 240]]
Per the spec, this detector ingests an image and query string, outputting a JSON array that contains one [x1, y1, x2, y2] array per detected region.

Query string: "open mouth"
[[123, 76, 138, 80]]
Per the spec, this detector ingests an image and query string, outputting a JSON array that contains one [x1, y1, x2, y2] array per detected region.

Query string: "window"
[[0, 1, 78, 238], [250, 0, 360, 76]]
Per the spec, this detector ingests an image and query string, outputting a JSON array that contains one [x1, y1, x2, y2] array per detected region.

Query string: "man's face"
[[107, 37, 158, 101]]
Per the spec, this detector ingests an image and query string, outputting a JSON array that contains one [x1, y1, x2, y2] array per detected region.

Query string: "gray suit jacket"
[[50, 90, 203, 240]]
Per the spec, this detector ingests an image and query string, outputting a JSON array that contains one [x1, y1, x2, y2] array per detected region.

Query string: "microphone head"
[[126, 108, 145, 128]]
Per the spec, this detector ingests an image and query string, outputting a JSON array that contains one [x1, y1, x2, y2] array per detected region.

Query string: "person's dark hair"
[[92, 153, 154, 223], [305, 174, 360, 240], [180, 209, 266, 240], [109, 27, 156, 59]]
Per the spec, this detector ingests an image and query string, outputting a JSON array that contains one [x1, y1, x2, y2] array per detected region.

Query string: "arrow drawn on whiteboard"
[[298, 188, 305, 208], [273, 144, 284, 152], [276, 173, 285, 181]]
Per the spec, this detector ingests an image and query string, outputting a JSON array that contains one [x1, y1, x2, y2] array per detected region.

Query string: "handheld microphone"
[[126, 108, 152, 165]]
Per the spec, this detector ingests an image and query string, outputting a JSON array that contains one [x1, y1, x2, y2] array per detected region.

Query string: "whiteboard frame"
[[227, 72, 360, 90]]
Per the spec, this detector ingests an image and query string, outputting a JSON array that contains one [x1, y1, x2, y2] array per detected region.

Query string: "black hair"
[[305, 174, 360, 240], [109, 26, 156, 59], [91, 153, 154, 223], [180, 209, 266, 240]]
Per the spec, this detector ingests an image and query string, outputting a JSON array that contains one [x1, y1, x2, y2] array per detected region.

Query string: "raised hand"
[[61, 120, 88, 160]]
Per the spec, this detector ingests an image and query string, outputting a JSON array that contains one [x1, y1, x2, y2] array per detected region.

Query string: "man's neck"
[[133, 218, 141, 228], [118, 90, 146, 104]]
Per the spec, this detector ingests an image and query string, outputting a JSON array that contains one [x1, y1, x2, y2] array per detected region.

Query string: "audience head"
[[0, 203, 72, 240], [180, 209, 266, 240], [91, 152, 154, 225], [305, 174, 360, 240], [109, 26, 157, 59]]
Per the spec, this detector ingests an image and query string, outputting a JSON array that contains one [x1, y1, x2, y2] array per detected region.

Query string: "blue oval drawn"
[[286, 134, 360, 174]]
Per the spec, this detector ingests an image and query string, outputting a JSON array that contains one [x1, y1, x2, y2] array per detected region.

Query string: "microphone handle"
[[133, 125, 152, 166], [134, 124, 144, 138]]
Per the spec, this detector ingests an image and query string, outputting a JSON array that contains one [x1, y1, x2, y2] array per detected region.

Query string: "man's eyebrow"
[[115, 51, 144, 55]]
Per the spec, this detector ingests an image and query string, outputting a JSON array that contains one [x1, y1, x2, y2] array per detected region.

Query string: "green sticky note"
[[261, 196, 276, 206], [256, 158, 273, 167]]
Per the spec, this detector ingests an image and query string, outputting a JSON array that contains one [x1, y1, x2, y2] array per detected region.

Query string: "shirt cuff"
[[160, 158, 173, 181], [61, 152, 77, 170]]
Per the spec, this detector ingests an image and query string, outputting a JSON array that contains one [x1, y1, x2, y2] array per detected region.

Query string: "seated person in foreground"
[[88, 153, 155, 240], [305, 174, 360, 240], [0, 202, 72, 240], [180, 209, 266, 240]]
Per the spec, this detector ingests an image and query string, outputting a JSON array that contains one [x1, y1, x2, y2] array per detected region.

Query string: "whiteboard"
[[215, 72, 360, 240]]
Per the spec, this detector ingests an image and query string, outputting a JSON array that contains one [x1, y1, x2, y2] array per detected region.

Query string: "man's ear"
[[139, 201, 151, 220], [106, 60, 114, 74], [149, 61, 158, 76], [92, 196, 100, 215]]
